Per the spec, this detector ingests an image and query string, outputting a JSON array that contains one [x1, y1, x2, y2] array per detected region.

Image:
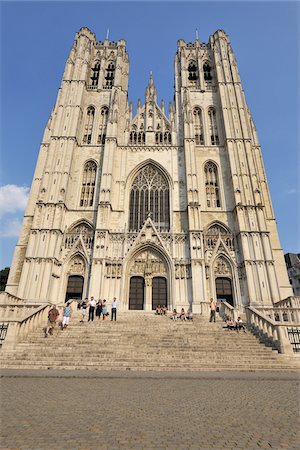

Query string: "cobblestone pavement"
[[0, 372, 299, 450]]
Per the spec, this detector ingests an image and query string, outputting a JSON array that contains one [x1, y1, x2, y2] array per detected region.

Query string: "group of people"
[[43, 297, 118, 337], [78, 297, 118, 322], [171, 308, 193, 321], [44, 302, 72, 337], [224, 315, 247, 332], [155, 305, 168, 315]]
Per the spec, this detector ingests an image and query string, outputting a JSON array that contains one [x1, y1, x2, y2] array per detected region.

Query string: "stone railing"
[[246, 306, 300, 355], [274, 296, 300, 309], [0, 300, 78, 351], [0, 304, 41, 320], [1, 304, 51, 351], [0, 291, 25, 305], [218, 301, 240, 321]]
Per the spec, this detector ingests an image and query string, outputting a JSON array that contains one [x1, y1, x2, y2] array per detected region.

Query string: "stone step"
[[1, 312, 298, 371]]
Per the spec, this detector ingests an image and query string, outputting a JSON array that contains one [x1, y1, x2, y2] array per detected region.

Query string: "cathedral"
[[5, 27, 292, 312]]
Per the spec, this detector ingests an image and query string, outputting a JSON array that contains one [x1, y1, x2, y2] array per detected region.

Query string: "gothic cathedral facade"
[[5, 28, 292, 312]]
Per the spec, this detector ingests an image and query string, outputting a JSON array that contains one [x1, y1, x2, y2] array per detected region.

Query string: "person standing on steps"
[[88, 296, 96, 322], [209, 298, 217, 323], [80, 298, 88, 323], [44, 304, 60, 337], [102, 299, 108, 320], [111, 297, 118, 321]]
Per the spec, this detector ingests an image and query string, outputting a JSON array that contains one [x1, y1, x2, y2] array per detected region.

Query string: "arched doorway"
[[152, 277, 167, 310], [129, 276, 144, 310], [215, 277, 233, 306], [127, 248, 169, 311], [65, 275, 84, 302]]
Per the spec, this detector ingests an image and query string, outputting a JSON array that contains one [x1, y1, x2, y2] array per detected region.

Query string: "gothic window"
[[90, 62, 100, 87], [193, 107, 204, 145], [205, 223, 234, 251], [104, 62, 115, 89], [129, 165, 170, 231], [80, 161, 97, 207], [204, 161, 220, 208], [163, 132, 171, 144], [82, 106, 95, 144], [188, 61, 198, 81], [65, 222, 94, 249], [155, 132, 163, 144], [208, 107, 219, 145], [97, 106, 108, 145], [203, 62, 212, 81], [129, 129, 145, 145]]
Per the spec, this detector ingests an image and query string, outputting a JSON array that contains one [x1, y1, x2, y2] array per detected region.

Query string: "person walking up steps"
[[88, 296, 96, 322], [44, 304, 59, 337], [209, 298, 217, 323], [111, 297, 118, 321]]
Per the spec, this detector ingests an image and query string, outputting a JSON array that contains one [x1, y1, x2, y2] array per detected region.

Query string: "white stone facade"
[[5, 27, 293, 312]]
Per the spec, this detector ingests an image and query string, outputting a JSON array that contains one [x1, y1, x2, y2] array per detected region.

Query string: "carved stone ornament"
[[214, 257, 231, 276], [129, 249, 167, 276], [69, 256, 85, 274]]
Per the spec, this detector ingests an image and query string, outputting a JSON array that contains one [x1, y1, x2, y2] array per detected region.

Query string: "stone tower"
[[5, 27, 292, 312]]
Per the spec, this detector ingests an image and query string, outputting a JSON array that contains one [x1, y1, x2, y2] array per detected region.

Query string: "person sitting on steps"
[[180, 308, 186, 321], [235, 316, 246, 333]]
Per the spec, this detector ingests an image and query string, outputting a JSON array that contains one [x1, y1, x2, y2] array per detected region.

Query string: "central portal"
[[128, 248, 169, 310], [152, 277, 167, 310]]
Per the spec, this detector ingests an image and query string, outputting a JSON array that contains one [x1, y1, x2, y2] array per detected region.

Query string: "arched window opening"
[[163, 132, 171, 144], [97, 106, 108, 145], [65, 222, 94, 249], [91, 62, 100, 86], [204, 162, 220, 208], [155, 132, 163, 144], [80, 161, 97, 207], [203, 62, 212, 81], [104, 62, 115, 89], [188, 61, 198, 81], [83, 106, 95, 144], [208, 108, 219, 145], [129, 165, 170, 231], [205, 223, 234, 251], [193, 107, 204, 145]]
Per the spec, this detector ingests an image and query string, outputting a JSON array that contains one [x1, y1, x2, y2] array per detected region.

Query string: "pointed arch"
[[204, 161, 221, 208], [97, 106, 109, 145], [207, 107, 219, 145], [187, 60, 198, 81], [65, 220, 94, 251], [203, 61, 212, 81], [79, 160, 97, 207], [205, 221, 234, 252], [193, 107, 204, 145], [82, 106, 95, 144], [90, 61, 100, 87], [128, 163, 170, 231], [103, 60, 115, 89]]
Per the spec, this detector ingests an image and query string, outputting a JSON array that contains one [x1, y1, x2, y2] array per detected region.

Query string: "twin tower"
[[6, 27, 292, 312]]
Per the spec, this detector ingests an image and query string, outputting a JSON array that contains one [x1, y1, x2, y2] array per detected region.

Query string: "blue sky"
[[0, 0, 299, 269]]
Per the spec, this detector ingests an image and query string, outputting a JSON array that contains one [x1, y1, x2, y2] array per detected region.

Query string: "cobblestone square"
[[0, 371, 299, 449]]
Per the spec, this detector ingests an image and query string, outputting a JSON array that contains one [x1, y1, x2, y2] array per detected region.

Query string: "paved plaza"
[[0, 371, 299, 449]]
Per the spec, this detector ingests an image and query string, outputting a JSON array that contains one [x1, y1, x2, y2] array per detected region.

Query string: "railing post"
[[1, 322, 19, 351], [277, 327, 294, 355]]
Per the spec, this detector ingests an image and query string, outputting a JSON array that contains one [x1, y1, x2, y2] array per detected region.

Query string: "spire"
[[145, 71, 157, 103], [195, 29, 199, 41]]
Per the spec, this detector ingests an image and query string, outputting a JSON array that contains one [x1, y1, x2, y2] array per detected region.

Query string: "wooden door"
[[129, 276, 144, 310], [152, 277, 167, 310]]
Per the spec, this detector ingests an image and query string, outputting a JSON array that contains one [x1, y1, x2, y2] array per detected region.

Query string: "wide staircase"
[[0, 311, 299, 371]]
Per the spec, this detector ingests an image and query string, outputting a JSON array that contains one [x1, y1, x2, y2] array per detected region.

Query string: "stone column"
[[145, 276, 152, 311]]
